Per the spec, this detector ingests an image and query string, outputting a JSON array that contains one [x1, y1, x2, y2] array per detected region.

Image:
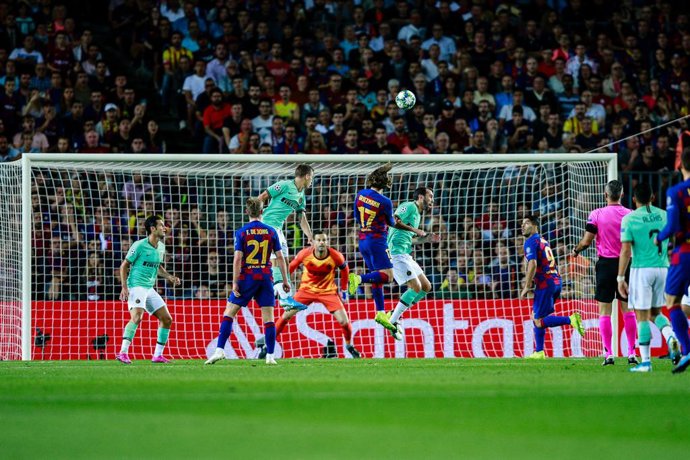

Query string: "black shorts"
[[595, 257, 630, 303]]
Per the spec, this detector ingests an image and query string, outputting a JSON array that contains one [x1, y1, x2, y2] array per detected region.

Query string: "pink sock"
[[623, 312, 637, 356], [599, 315, 612, 357]]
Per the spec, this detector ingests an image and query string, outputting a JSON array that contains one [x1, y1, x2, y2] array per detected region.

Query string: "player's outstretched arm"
[[520, 260, 537, 299], [393, 215, 426, 237], [275, 251, 291, 293], [231, 250, 243, 296], [256, 190, 270, 203], [157, 265, 181, 286], [573, 230, 595, 255], [119, 259, 131, 301], [289, 248, 307, 274]]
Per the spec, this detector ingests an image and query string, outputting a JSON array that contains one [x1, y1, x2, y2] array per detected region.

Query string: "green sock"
[[413, 290, 428, 304], [157, 327, 170, 345], [400, 288, 418, 307], [123, 321, 138, 341], [654, 313, 670, 330]]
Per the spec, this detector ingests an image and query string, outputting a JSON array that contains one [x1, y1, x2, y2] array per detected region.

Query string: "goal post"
[[4, 153, 619, 361]]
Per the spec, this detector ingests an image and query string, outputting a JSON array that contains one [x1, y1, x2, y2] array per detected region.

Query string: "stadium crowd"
[[1, 0, 687, 300]]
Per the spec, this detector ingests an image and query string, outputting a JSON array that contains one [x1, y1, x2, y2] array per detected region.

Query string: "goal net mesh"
[[4, 157, 612, 360]]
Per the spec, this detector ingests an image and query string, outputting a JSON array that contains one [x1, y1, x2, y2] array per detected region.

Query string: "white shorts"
[[629, 267, 667, 310], [127, 287, 166, 314], [268, 226, 288, 260], [391, 253, 424, 285]]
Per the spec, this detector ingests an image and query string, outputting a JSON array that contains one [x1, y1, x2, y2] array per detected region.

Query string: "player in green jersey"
[[386, 186, 440, 339], [257, 164, 314, 311], [617, 182, 681, 372], [116, 215, 181, 364]]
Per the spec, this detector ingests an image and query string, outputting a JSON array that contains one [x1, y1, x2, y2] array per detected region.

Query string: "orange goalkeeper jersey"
[[290, 247, 349, 294]]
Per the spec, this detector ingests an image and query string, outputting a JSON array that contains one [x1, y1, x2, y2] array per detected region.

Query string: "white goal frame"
[[17, 153, 617, 360]]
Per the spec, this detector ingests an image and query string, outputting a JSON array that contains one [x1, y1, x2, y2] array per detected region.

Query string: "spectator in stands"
[[78, 129, 110, 153], [202, 88, 230, 153], [0, 134, 20, 162], [13, 115, 48, 152]]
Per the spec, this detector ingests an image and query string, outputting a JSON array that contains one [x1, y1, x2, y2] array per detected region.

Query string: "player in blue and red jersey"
[[520, 215, 584, 358], [205, 198, 290, 366], [656, 148, 690, 373], [347, 163, 427, 332]]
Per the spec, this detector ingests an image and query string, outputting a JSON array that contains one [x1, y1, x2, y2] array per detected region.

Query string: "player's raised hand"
[[282, 280, 291, 293], [232, 281, 241, 297], [519, 286, 530, 300], [119, 287, 129, 302], [169, 275, 181, 286]]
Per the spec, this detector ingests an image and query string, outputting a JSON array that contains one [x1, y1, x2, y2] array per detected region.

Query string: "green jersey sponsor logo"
[[388, 202, 421, 255], [262, 179, 306, 229], [126, 238, 166, 288]]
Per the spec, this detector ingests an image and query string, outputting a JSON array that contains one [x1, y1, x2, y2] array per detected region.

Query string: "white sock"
[[660, 325, 676, 343], [154, 343, 165, 358], [640, 344, 651, 363], [266, 352, 275, 360], [390, 302, 409, 324], [120, 339, 131, 354]]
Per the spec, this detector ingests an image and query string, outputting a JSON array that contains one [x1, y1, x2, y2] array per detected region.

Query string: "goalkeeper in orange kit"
[[257, 230, 361, 358]]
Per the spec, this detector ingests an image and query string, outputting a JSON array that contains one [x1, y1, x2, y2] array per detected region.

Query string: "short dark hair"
[[525, 214, 539, 227], [246, 198, 263, 218], [633, 182, 653, 205], [312, 229, 328, 238], [144, 215, 162, 235], [605, 180, 623, 201], [413, 186, 429, 200], [295, 164, 314, 178]]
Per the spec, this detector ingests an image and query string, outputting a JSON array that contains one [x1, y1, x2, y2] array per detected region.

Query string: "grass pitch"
[[1, 358, 689, 459]]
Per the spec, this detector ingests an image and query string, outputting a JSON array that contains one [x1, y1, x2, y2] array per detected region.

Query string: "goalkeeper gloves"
[[340, 291, 349, 303]]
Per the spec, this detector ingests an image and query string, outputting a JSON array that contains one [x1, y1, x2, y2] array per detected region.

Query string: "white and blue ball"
[[395, 90, 416, 110]]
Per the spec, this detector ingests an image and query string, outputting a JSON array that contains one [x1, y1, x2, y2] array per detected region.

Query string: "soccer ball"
[[395, 90, 416, 110]]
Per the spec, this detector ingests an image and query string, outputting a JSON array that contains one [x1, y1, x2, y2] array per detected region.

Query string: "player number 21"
[[246, 240, 269, 265], [357, 205, 377, 229]]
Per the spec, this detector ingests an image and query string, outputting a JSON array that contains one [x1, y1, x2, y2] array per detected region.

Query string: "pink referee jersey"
[[587, 204, 631, 258]]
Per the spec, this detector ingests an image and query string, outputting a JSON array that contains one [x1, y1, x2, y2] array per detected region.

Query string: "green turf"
[[1, 358, 689, 459]]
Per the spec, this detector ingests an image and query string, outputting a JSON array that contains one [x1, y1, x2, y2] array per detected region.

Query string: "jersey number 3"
[[246, 240, 270, 265]]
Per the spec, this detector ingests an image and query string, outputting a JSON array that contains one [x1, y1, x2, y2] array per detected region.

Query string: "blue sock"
[[217, 316, 233, 349], [670, 306, 690, 355], [361, 271, 388, 284], [371, 284, 385, 311], [534, 326, 546, 352], [542, 315, 571, 327], [264, 322, 276, 354]]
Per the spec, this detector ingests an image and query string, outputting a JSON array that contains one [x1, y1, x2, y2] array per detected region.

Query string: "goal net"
[[2, 154, 617, 360]]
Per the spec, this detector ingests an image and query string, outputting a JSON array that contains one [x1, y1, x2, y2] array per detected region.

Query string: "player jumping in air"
[[617, 182, 680, 372], [257, 230, 362, 358], [655, 148, 690, 374], [257, 164, 314, 311], [205, 198, 290, 366], [348, 163, 428, 333], [116, 215, 181, 364], [520, 215, 585, 358], [386, 186, 441, 340]]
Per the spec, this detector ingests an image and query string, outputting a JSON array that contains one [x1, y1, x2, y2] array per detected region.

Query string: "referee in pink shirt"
[[573, 180, 638, 365]]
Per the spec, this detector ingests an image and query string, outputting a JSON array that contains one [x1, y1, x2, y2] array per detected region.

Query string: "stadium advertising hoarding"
[[31, 300, 667, 360]]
